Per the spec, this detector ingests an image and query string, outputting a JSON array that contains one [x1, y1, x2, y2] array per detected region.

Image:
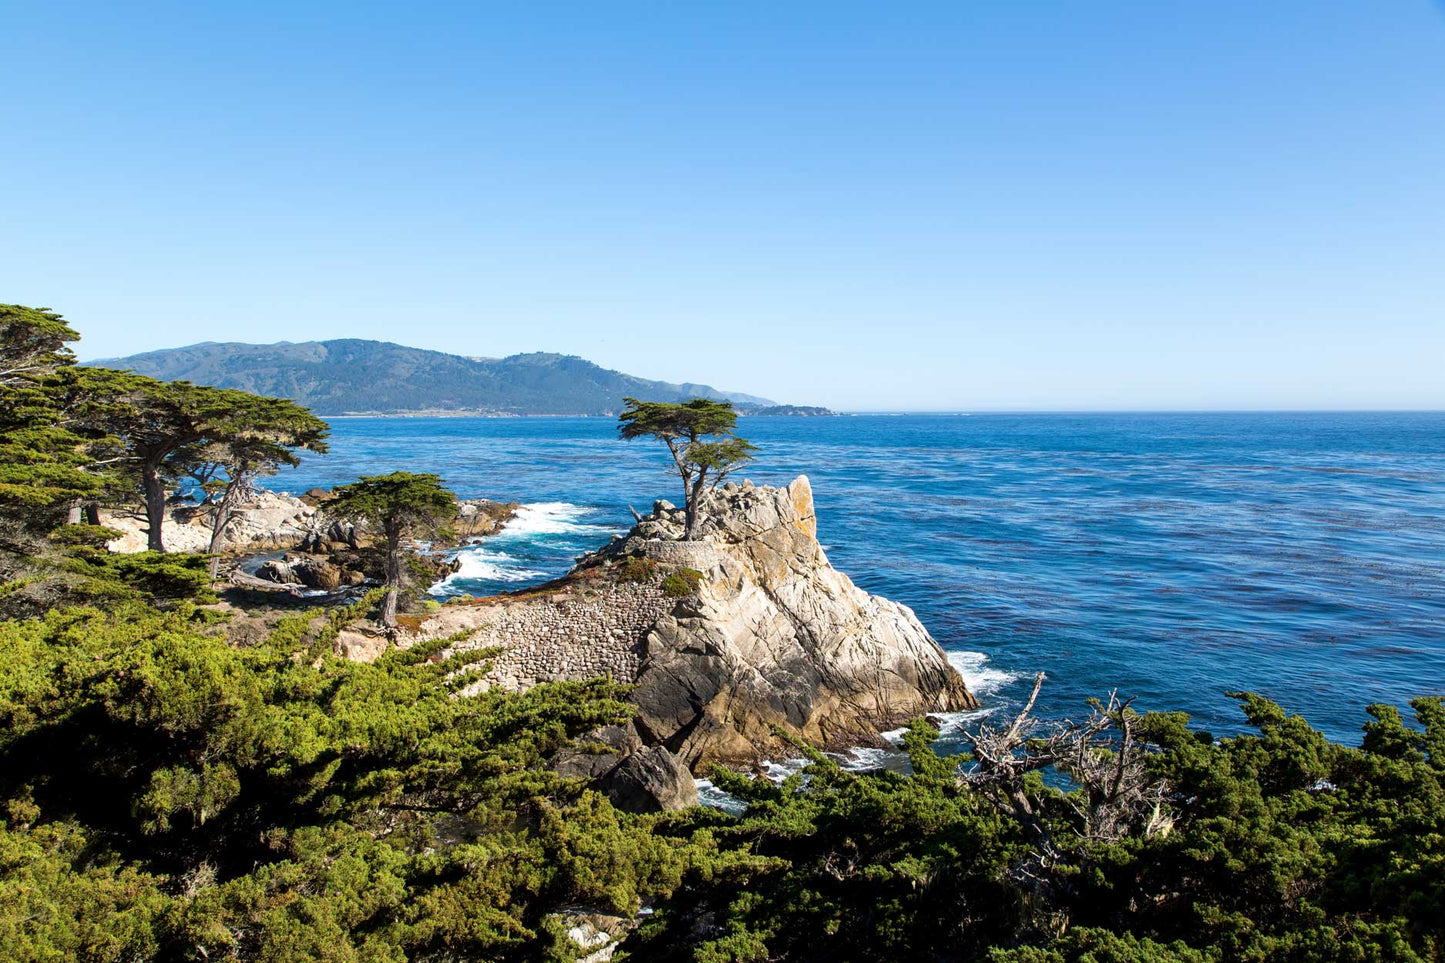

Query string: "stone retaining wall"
[[438, 582, 673, 689]]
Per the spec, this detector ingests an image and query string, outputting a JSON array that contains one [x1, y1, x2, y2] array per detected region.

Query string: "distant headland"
[[86, 338, 835, 417]]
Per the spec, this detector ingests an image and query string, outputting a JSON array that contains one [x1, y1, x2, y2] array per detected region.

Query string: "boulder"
[[546, 908, 640, 963], [597, 745, 698, 813], [619, 476, 976, 768], [294, 558, 343, 590], [254, 558, 296, 584], [300, 487, 334, 507], [254, 555, 345, 590], [554, 724, 646, 781], [453, 499, 520, 539]]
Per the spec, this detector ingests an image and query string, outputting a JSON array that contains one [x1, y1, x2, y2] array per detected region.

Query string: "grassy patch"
[[393, 613, 425, 633], [661, 567, 703, 598]]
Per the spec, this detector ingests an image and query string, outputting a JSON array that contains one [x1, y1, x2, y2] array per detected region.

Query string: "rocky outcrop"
[[255, 555, 365, 591], [547, 908, 642, 963], [101, 490, 317, 554], [454, 499, 520, 539], [596, 745, 698, 813], [611, 477, 976, 768], [417, 477, 974, 771]]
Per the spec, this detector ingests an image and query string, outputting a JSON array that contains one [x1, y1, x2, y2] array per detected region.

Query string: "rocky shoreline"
[[357, 476, 976, 809], [115, 477, 975, 813]]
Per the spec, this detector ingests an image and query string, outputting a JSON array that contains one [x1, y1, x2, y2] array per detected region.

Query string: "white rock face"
[[100, 491, 318, 554], [619, 476, 975, 768]]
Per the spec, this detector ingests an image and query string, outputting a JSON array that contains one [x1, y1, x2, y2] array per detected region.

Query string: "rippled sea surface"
[[274, 412, 1445, 744]]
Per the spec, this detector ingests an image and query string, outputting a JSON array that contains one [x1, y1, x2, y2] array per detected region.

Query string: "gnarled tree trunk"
[[206, 481, 243, 579], [683, 468, 708, 540], [142, 462, 167, 553], [381, 531, 402, 629]]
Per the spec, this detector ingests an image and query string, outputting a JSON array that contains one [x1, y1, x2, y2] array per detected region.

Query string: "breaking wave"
[[433, 548, 548, 589], [497, 501, 620, 541], [430, 501, 624, 597], [946, 649, 1021, 700]]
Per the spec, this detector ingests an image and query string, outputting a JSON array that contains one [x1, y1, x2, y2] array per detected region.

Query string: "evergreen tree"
[[328, 471, 456, 630], [0, 304, 104, 517], [0, 305, 115, 610], [617, 397, 757, 539], [70, 369, 323, 553], [174, 399, 329, 576]]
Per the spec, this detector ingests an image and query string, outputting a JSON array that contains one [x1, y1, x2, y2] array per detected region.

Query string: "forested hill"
[[87, 339, 777, 416]]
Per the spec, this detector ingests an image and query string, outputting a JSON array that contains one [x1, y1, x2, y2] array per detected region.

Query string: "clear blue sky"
[[3, 2, 1443, 410]]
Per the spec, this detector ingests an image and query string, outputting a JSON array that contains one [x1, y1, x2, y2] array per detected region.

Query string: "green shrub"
[[660, 567, 703, 598], [615, 556, 658, 584]]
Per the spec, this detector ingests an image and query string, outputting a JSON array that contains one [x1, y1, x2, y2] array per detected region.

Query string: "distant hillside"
[[86, 340, 779, 416]]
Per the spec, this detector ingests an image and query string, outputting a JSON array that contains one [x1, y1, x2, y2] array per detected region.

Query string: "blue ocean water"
[[273, 412, 1445, 745]]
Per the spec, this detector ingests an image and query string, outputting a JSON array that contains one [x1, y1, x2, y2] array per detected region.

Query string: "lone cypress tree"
[[617, 397, 757, 539], [328, 471, 455, 630]]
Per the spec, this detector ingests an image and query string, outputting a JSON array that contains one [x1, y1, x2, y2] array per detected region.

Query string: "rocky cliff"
[[416, 476, 975, 772]]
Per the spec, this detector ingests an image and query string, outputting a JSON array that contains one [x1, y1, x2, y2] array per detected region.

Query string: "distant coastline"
[[85, 338, 834, 418]]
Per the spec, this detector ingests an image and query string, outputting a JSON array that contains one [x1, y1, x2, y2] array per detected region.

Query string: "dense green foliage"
[[632, 700, 1445, 962], [0, 306, 331, 613], [0, 599, 700, 961], [72, 367, 329, 552], [0, 304, 102, 513], [91, 340, 772, 416]]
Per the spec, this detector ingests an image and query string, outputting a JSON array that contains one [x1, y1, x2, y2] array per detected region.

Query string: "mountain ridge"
[[85, 338, 782, 416]]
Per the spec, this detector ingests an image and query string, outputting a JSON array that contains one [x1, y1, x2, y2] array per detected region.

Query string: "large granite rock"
[[100, 491, 516, 559], [611, 477, 976, 768], [100, 490, 316, 554], [256, 554, 360, 590], [596, 745, 698, 813], [454, 499, 521, 539]]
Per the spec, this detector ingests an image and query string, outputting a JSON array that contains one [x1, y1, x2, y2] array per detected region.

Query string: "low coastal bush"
[[661, 567, 704, 597], [616, 556, 659, 584], [0, 601, 695, 962], [4, 593, 1440, 962], [631, 696, 1445, 963]]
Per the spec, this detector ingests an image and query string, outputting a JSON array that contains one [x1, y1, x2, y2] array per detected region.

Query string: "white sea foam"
[[760, 758, 810, 782], [450, 548, 548, 584], [875, 652, 1015, 745], [494, 501, 620, 541], [694, 778, 746, 816], [430, 501, 623, 595], [946, 650, 1021, 699], [838, 747, 900, 772]]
